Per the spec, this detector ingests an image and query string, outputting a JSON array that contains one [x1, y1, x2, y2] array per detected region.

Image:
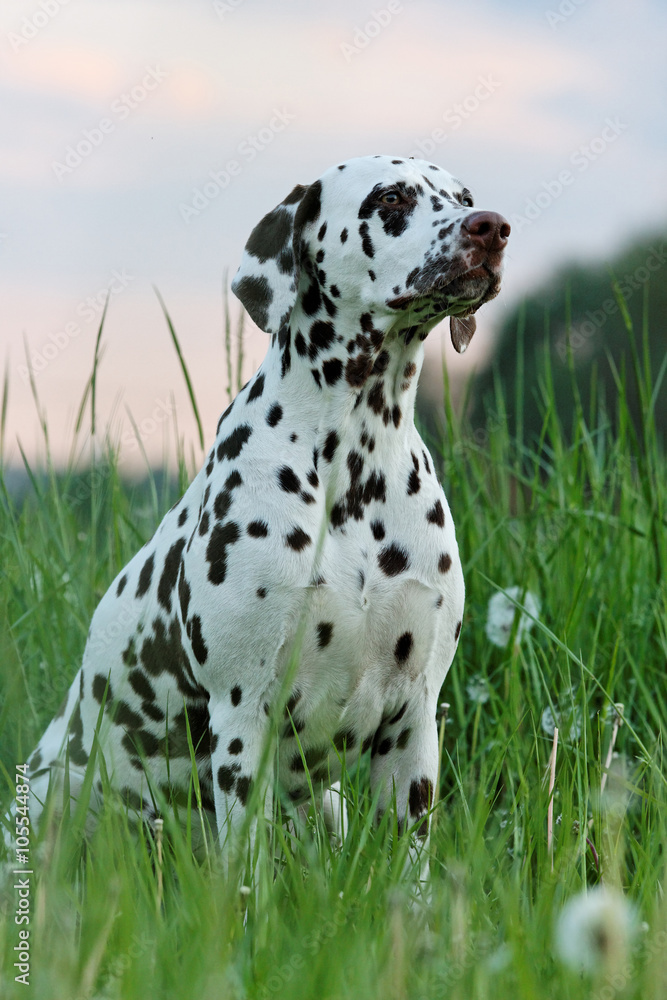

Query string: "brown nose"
[[462, 211, 511, 253]]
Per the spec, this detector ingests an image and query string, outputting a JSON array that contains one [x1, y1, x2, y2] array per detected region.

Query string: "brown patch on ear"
[[450, 315, 476, 354]]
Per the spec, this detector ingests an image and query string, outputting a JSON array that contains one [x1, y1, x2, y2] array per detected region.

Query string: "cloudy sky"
[[2, 0, 666, 467]]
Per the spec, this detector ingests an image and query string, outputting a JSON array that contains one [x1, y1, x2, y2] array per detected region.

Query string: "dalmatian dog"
[[13, 155, 509, 876]]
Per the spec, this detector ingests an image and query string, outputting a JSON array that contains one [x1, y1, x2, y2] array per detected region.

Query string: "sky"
[[2, 0, 666, 468]]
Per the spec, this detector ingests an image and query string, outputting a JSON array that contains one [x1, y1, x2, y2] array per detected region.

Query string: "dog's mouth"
[[387, 255, 504, 353]]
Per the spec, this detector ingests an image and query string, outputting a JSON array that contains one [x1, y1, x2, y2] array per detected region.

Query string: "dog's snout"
[[462, 211, 511, 253]]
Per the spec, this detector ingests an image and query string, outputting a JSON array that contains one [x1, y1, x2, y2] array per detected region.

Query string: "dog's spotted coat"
[[19, 155, 509, 867]]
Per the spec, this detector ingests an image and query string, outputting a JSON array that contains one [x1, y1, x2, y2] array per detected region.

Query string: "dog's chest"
[[269, 464, 462, 771]]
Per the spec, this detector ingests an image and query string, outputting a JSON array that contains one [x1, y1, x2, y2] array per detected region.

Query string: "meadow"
[[1, 287, 665, 999]]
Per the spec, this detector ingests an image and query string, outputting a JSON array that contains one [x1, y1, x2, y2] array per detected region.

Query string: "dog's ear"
[[232, 181, 323, 334], [450, 314, 476, 354]]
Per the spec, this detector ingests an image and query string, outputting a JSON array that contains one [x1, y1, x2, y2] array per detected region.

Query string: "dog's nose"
[[462, 211, 511, 253]]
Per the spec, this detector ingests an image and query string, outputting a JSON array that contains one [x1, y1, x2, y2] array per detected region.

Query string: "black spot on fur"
[[322, 357, 343, 386], [116, 574, 127, 596], [113, 700, 144, 731], [217, 764, 239, 793], [217, 425, 252, 463], [370, 520, 385, 541], [323, 430, 339, 462], [136, 553, 155, 598], [247, 520, 269, 538], [396, 727, 412, 749], [228, 738, 243, 755], [340, 228, 348, 243], [214, 489, 232, 521], [286, 527, 311, 551], [67, 702, 89, 766], [378, 544, 410, 576], [409, 776, 433, 818], [247, 373, 265, 402], [189, 614, 208, 665], [359, 221, 374, 258], [439, 552, 452, 573], [394, 632, 413, 663], [122, 635, 138, 667], [367, 381, 385, 415], [178, 568, 191, 624], [236, 776, 252, 805], [407, 470, 420, 495], [206, 522, 240, 584], [294, 331, 307, 356], [178, 508, 188, 527], [257, 587, 267, 598], [267, 403, 283, 427], [158, 538, 186, 613], [278, 466, 301, 493], [128, 669, 155, 703], [231, 686, 242, 706], [427, 500, 445, 527], [303, 280, 322, 316], [455, 620, 462, 641], [92, 673, 111, 704], [317, 622, 334, 648], [308, 320, 335, 360]]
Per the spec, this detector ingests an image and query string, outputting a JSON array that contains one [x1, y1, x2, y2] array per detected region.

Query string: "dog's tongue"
[[450, 315, 476, 354]]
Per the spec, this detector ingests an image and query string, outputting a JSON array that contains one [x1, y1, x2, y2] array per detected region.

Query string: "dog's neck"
[[256, 299, 438, 502]]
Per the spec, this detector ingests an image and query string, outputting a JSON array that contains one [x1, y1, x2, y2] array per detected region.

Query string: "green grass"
[[1, 290, 666, 999]]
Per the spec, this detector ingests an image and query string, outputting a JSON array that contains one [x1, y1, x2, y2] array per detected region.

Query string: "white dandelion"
[[541, 688, 585, 742], [465, 674, 490, 705], [554, 885, 637, 974], [485, 586, 541, 648]]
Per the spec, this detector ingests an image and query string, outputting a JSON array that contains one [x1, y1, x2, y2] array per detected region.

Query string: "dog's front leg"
[[208, 690, 272, 879], [370, 689, 439, 893]]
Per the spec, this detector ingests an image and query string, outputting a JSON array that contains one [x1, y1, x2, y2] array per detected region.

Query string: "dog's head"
[[232, 155, 510, 354]]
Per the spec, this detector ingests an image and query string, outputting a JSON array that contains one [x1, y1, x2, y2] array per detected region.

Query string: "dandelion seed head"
[[554, 886, 637, 973], [465, 674, 490, 704], [485, 586, 540, 648]]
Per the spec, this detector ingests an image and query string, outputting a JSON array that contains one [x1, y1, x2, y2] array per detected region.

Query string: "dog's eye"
[[380, 191, 402, 206], [460, 193, 474, 208]]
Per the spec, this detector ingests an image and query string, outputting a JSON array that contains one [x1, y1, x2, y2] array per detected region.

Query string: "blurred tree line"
[[468, 232, 667, 444]]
